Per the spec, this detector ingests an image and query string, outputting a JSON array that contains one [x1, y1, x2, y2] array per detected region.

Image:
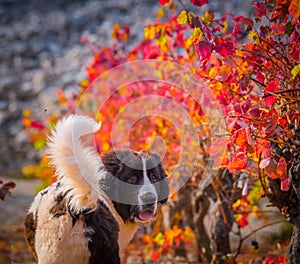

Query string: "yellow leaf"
[[183, 227, 196, 242], [177, 10, 187, 24], [202, 11, 214, 26], [157, 8, 164, 20], [23, 109, 31, 117], [190, 27, 202, 43], [144, 25, 156, 40], [232, 199, 241, 209], [22, 165, 37, 177], [111, 23, 120, 39], [154, 232, 165, 246], [80, 79, 89, 87], [291, 64, 300, 79], [222, 21, 229, 34], [102, 142, 111, 152], [248, 31, 257, 40]]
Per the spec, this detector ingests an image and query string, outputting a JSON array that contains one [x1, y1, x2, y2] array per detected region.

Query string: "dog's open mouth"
[[138, 210, 154, 221]]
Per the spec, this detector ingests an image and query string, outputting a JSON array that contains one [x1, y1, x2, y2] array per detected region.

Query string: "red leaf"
[[271, 23, 286, 35], [30, 121, 46, 130], [194, 41, 213, 64], [261, 109, 278, 136], [231, 24, 243, 39], [249, 107, 262, 118], [159, 0, 171, 6], [276, 157, 287, 180], [214, 37, 235, 57], [281, 178, 290, 191], [266, 79, 279, 93], [190, 0, 208, 7], [233, 101, 251, 114], [150, 251, 160, 261], [252, 2, 267, 18], [264, 96, 277, 107], [0, 181, 16, 201], [237, 215, 249, 228]]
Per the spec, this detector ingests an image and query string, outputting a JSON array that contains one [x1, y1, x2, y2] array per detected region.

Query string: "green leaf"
[[34, 139, 46, 150], [285, 21, 295, 35], [291, 64, 300, 79]]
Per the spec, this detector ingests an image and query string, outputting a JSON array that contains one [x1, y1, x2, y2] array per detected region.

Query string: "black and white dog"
[[24, 115, 169, 264]]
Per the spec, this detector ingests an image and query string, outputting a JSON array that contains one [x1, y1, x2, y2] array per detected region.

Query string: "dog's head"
[[100, 150, 169, 223]]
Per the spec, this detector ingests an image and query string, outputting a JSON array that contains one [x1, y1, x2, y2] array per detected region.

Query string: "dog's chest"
[[118, 222, 139, 250]]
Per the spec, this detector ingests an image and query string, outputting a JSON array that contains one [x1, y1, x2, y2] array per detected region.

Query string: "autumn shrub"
[[22, 0, 299, 262]]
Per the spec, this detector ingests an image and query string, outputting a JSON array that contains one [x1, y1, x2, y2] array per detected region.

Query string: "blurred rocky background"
[[0, 0, 253, 176], [0, 0, 161, 176]]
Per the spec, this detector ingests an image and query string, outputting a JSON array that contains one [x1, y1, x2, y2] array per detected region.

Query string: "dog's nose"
[[141, 192, 156, 205]]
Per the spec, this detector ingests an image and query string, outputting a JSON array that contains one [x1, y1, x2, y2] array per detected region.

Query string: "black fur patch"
[[49, 193, 67, 217], [24, 212, 38, 261], [84, 200, 120, 264]]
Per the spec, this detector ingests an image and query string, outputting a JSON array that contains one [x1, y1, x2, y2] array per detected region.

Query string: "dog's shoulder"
[[25, 181, 121, 264]]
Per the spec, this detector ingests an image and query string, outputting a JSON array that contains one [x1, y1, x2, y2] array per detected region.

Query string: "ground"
[[0, 177, 39, 264], [0, 175, 288, 263]]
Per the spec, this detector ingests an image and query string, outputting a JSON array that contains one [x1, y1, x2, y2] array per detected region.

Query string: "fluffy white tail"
[[47, 115, 103, 212]]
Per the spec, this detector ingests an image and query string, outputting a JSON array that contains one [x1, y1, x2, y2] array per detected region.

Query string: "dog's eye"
[[149, 173, 158, 182], [127, 175, 138, 184]]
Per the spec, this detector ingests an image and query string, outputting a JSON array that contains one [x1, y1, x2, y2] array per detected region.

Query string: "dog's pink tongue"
[[139, 211, 152, 221]]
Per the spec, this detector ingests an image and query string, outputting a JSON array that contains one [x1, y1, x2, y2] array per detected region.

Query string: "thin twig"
[[233, 219, 285, 259], [257, 154, 269, 196]]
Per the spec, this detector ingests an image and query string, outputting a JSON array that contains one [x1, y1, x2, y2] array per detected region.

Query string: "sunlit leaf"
[[228, 152, 247, 173], [159, 0, 171, 6], [157, 8, 164, 20], [177, 10, 188, 24], [289, 0, 300, 25], [291, 64, 300, 78]]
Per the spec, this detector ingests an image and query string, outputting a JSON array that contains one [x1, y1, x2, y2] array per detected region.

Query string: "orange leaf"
[[234, 128, 248, 147], [150, 251, 160, 261], [289, 0, 300, 24], [228, 152, 247, 173], [57, 89, 67, 105]]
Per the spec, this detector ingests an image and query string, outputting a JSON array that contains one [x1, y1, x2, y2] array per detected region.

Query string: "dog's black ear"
[[99, 151, 122, 195], [101, 151, 123, 176]]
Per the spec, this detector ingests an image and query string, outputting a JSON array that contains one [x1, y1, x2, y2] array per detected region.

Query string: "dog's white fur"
[[28, 182, 91, 264], [27, 115, 139, 263], [47, 115, 102, 211]]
